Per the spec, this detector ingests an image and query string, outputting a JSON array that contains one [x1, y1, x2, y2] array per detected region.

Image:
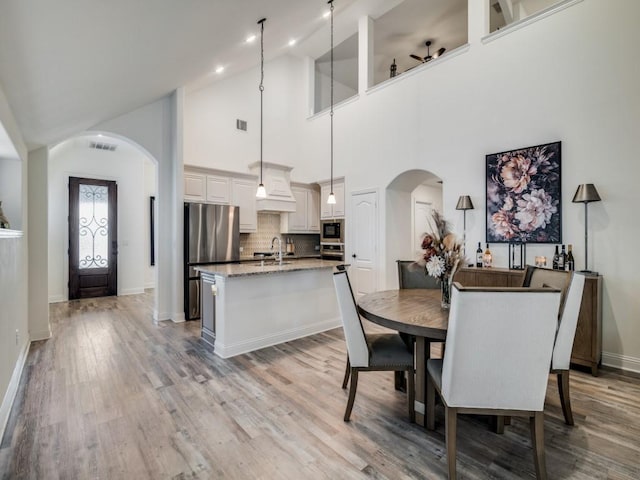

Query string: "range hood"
[[249, 161, 296, 213]]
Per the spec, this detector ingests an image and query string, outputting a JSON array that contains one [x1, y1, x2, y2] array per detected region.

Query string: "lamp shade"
[[455, 195, 474, 210], [572, 184, 601, 203]]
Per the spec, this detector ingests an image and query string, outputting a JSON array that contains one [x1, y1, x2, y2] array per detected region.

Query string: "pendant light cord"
[[329, 0, 334, 196], [259, 18, 265, 186]]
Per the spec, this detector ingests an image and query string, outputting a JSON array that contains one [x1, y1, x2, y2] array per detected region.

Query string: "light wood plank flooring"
[[1, 291, 639, 479]]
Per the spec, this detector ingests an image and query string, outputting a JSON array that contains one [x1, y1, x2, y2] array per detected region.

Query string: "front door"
[[68, 177, 118, 299], [349, 190, 378, 299]]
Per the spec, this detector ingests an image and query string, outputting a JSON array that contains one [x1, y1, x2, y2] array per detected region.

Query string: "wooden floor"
[[1, 292, 639, 479]]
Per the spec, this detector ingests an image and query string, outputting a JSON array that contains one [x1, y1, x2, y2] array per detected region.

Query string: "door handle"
[[352, 254, 357, 258]]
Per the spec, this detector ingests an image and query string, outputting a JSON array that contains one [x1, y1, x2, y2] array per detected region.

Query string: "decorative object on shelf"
[[0, 201, 9, 229], [572, 183, 601, 274], [534, 256, 547, 267], [483, 243, 493, 268], [486, 141, 561, 244], [410, 40, 446, 64], [455, 195, 474, 257], [417, 211, 462, 309], [326, 0, 337, 206], [255, 18, 267, 199], [389, 58, 397, 78], [508, 241, 525, 269]]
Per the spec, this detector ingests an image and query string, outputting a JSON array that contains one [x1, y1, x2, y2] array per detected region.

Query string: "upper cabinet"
[[281, 184, 320, 234], [184, 168, 257, 233], [319, 178, 345, 219]]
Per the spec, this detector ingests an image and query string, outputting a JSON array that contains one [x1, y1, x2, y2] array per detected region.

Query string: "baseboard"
[[171, 312, 186, 324], [214, 317, 341, 359], [30, 328, 52, 341], [119, 287, 145, 296], [602, 351, 640, 374], [144, 282, 155, 289], [48, 294, 66, 303], [0, 341, 30, 443]]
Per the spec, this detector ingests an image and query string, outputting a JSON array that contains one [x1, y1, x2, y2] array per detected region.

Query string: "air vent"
[[89, 141, 117, 152], [236, 119, 247, 131]]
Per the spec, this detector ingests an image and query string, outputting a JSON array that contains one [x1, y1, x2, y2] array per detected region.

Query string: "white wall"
[[183, 0, 640, 369], [48, 138, 151, 301], [0, 83, 29, 440]]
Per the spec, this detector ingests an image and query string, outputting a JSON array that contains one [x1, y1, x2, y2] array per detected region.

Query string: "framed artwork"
[[486, 141, 561, 243]]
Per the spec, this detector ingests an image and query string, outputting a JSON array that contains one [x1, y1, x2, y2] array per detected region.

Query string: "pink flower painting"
[[486, 142, 561, 243]]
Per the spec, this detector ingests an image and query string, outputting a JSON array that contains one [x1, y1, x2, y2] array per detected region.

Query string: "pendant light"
[[326, 0, 336, 205], [256, 18, 267, 198]]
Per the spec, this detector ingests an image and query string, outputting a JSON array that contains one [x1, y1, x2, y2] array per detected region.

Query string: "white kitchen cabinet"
[[206, 175, 231, 204], [320, 178, 345, 219], [232, 178, 258, 233], [281, 185, 320, 233], [184, 173, 206, 202]]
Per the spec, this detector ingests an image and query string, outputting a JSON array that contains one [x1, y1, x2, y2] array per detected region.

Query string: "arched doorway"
[[48, 132, 158, 307], [385, 169, 443, 288]]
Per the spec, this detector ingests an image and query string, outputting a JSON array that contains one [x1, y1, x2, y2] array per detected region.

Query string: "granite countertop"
[[238, 254, 321, 262], [196, 259, 344, 277]]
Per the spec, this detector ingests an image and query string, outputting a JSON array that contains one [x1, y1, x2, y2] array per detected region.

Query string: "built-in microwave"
[[321, 220, 343, 242]]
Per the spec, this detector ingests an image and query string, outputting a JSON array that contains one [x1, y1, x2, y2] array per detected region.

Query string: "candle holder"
[[508, 242, 525, 270], [534, 256, 547, 267]]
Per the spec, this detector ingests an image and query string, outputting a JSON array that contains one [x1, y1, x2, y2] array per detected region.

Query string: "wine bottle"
[[483, 243, 492, 268], [566, 244, 575, 271], [552, 245, 560, 270], [559, 245, 566, 270], [476, 242, 483, 268]]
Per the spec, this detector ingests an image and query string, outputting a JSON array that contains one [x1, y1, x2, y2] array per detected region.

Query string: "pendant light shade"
[[327, 0, 335, 205], [256, 18, 267, 198]]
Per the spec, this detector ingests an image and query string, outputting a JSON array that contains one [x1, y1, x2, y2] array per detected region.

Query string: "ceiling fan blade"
[[433, 47, 446, 59], [410, 54, 424, 62]]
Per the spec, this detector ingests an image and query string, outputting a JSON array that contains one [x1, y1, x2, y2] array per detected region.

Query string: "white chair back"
[[333, 271, 369, 368], [441, 284, 561, 411], [552, 273, 586, 370]]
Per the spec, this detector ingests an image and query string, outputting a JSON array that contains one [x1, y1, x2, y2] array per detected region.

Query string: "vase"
[[0, 201, 10, 229], [440, 276, 451, 309]]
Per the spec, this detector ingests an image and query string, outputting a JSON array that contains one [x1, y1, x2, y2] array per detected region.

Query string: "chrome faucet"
[[271, 236, 283, 265]]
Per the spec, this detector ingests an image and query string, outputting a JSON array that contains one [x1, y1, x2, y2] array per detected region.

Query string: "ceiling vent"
[[89, 141, 117, 152]]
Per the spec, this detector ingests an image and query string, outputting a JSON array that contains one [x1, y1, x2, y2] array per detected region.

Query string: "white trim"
[[0, 229, 23, 238], [0, 340, 30, 442], [119, 287, 145, 296], [171, 312, 186, 324], [602, 351, 640, 374], [366, 44, 471, 96], [482, 0, 584, 44], [213, 317, 341, 359], [144, 281, 155, 289], [48, 294, 66, 303], [30, 328, 52, 341], [154, 310, 173, 322]]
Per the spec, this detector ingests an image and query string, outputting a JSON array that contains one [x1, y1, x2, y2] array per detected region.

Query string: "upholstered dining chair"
[[397, 260, 439, 289], [426, 283, 562, 480], [521, 266, 586, 425], [333, 270, 415, 422]]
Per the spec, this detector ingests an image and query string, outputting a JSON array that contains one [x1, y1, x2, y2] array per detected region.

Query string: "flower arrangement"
[[417, 211, 463, 283]]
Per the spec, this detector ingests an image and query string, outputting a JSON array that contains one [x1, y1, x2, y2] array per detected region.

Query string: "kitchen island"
[[196, 259, 344, 358]]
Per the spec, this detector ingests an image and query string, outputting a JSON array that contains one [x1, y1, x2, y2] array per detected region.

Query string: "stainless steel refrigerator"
[[184, 203, 240, 320]]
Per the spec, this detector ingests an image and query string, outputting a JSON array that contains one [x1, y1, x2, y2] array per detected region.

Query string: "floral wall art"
[[486, 141, 561, 243]]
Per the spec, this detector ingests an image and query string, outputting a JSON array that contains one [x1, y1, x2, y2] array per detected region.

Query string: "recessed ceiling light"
[[322, 10, 331, 18], [215, 66, 225, 74], [246, 34, 256, 43], [288, 39, 296, 47]]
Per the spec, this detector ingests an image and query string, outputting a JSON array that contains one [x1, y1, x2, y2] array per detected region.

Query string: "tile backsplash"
[[239, 213, 320, 257]]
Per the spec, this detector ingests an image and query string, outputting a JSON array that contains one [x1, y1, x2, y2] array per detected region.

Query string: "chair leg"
[[426, 372, 436, 431], [557, 370, 574, 426], [530, 411, 547, 480], [491, 415, 505, 434], [407, 368, 415, 423], [342, 357, 350, 389], [344, 368, 358, 422], [445, 406, 458, 479]]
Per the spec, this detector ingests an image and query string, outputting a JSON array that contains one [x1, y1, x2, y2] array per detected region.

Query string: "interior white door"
[[350, 190, 378, 299], [413, 200, 433, 256]]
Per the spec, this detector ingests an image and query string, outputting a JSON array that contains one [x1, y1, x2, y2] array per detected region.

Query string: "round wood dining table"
[[357, 289, 449, 427]]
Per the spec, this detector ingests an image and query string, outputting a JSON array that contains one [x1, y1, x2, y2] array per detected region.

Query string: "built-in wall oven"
[[321, 219, 345, 261]]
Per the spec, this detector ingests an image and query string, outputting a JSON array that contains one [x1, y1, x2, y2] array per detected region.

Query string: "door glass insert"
[[78, 183, 109, 269]]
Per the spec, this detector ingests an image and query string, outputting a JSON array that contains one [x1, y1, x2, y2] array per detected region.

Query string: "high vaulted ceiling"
[[0, 0, 557, 151]]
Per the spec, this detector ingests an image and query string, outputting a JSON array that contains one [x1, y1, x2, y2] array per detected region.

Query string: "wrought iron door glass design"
[[78, 183, 109, 268]]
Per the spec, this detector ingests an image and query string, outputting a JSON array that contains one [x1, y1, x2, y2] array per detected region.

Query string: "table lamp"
[[572, 183, 601, 274], [455, 195, 474, 258]]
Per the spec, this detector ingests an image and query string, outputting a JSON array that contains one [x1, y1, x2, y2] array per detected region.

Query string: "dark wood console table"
[[454, 267, 602, 375]]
